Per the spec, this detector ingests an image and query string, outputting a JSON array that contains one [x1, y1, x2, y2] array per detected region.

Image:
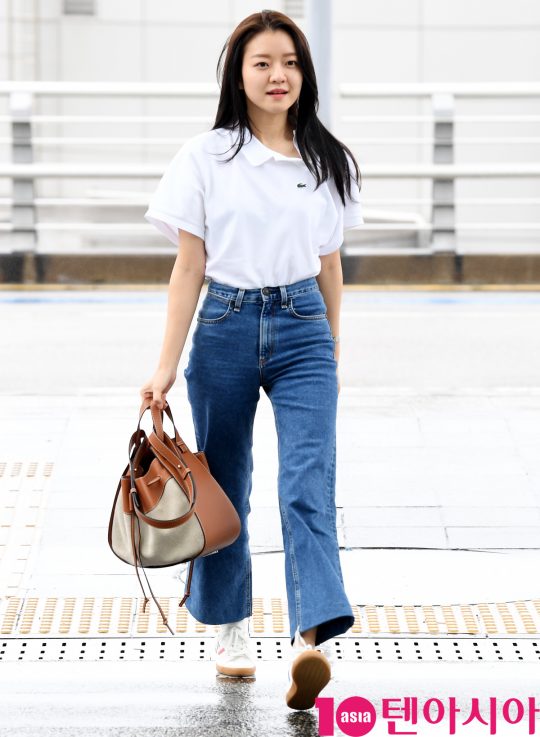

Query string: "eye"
[[255, 60, 298, 68]]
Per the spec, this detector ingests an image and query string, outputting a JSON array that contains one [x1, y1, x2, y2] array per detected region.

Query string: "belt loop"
[[233, 289, 244, 312], [279, 285, 288, 309]]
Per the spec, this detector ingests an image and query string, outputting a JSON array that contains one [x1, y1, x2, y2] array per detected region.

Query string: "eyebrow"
[[250, 53, 298, 58]]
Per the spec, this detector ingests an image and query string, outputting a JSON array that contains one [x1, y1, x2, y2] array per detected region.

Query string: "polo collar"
[[239, 127, 303, 166]]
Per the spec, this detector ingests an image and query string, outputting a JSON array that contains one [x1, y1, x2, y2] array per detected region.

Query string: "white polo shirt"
[[144, 126, 364, 288]]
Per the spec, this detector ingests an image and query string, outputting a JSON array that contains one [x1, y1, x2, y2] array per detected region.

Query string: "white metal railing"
[[1, 81, 540, 258], [3, 80, 540, 95], [339, 82, 540, 97]]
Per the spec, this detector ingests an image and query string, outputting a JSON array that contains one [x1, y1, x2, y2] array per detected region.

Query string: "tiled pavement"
[[0, 288, 539, 640]]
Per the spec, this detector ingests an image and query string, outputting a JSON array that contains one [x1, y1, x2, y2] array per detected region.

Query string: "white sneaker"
[[215, 618, 256, 677], [285, 628, 332, 710]]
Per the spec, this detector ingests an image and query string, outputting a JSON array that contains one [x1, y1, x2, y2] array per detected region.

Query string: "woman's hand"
[[140, 367, 177, 410]]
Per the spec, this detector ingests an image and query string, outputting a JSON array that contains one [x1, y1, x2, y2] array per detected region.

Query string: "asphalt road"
[[1, 288, 540, 393], [0, 660, 538, 737]]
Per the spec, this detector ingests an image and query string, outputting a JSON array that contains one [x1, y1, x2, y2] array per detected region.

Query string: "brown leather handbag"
[[108, 397, 241, 635]]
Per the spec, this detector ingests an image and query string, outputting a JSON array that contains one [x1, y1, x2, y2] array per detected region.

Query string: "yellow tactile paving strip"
[[1, 596, 539, 638], [0, 461, 53, 594], [2, 462, 540, 641]]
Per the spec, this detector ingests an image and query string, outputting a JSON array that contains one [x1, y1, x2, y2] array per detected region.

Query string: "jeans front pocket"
[[287, 290, 328, 320], [196, 292, 233, 324]]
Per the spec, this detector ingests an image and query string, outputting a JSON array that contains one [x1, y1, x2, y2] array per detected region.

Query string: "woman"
[[140, 9, 364, 711]]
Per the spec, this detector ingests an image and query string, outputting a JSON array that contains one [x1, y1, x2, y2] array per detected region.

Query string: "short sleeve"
[[144, 139, 205, 245], [343, 152, 364, 230], [319, 152, 364, 255]]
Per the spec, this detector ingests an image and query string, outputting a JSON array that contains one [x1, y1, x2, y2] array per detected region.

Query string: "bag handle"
[[127, 429, 197, 529], [129, 401, 198, 517], [138, 397, 187, 447]]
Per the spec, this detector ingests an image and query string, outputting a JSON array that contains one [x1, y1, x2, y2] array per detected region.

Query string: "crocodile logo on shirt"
[[297, 182, 306, 188]]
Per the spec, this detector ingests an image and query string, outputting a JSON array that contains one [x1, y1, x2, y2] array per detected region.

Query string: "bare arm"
[[140, 229, 206, 407], [315, 248, 343, 364]]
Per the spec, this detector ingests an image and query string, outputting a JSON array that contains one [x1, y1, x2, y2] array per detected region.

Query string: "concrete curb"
[[3, 251, 540, 285]]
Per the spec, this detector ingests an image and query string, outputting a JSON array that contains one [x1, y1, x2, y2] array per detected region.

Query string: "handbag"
[[108, 396, 241, 635]]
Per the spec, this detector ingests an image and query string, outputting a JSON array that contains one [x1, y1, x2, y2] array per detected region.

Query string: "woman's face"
[[240, 29, 302, 122]]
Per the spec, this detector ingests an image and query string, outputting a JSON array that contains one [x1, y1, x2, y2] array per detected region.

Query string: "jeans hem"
[[293, 612, 355, 648], [184, 599, 253, 627]]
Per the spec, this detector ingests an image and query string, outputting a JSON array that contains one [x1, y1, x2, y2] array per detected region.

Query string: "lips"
[[267, 90, 287, 95]]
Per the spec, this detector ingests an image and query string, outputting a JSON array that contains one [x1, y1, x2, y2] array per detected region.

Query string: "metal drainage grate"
[[0, 636, 539, 663], [1, 596, 540, 661]]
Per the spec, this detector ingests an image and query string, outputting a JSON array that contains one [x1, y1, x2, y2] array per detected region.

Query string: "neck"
[[246, 113, 293, 144]]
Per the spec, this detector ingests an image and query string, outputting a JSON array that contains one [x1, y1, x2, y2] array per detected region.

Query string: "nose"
[[269, 64, 288, 81]]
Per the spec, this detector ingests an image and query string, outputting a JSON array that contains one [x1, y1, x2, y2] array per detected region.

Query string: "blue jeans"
[[183, 275, 355, 648]]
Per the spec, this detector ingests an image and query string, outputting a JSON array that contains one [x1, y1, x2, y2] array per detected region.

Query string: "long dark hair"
[[212, 9, 362, 207]]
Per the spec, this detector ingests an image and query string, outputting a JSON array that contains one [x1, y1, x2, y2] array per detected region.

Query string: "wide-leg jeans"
[[182, 275, 355, 647]]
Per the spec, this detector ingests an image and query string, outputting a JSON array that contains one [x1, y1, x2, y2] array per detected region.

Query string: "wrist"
[[158, 363, 177, 375]]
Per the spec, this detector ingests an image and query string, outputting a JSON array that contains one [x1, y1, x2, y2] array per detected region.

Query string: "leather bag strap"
[[139, 397, 188, 449], [127, 430, 198, 529]]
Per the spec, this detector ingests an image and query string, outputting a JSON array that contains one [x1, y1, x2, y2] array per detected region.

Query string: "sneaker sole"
[[285, 650, 331, 710], [216, 662, 256, 677]]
